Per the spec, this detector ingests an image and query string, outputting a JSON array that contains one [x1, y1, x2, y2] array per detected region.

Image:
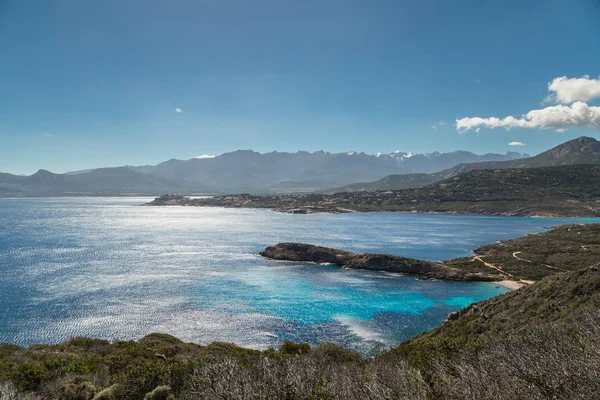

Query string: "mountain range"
[[0, 147, 528, 197], [0, 136, 598, 198]]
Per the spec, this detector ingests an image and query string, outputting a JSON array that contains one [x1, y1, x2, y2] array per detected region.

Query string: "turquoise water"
[[0, 197, 596, 353]]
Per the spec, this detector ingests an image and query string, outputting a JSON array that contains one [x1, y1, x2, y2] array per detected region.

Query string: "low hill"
[[330, 136, 600, 192]]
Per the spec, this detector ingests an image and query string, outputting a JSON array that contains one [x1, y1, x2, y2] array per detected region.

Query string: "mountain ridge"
[[0, 147, 528, 197], [328, 136, 600, 192]]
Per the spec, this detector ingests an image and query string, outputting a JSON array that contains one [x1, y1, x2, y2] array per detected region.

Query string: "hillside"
[[330, 136, 600, 192], [396, 264, 600, 399], [149, 164, 600, 217], [446, 223, 600, 280]]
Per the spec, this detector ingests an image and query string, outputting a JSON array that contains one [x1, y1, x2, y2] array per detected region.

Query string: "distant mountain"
[[0, 167, 186, 197], [0, 144, 535, 198], [122, 148, 525, 193], [329, 136, 600, 192]]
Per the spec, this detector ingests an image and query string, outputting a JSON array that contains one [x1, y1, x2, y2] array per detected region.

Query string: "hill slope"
[[331, 136, 600, 192]]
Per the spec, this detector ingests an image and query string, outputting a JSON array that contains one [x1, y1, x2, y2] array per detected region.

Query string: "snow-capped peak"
[[376, 150, 415, 160]]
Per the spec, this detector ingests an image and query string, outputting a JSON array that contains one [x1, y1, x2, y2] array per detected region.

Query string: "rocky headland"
[[260, 224, 600, 285], [259, 243, 501, 282]]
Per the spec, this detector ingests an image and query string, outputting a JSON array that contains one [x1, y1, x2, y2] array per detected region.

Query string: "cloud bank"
[[456, 75, 600, 133], [508, 141, 526, 146], [457, 101, 600, 133]]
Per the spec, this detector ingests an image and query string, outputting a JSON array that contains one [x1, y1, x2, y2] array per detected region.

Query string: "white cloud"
[[193, 154, 216, 159], [175, 108, 183, 113], [546, 75, 600, 104], [431, 125, 438, 130], [41, 132, 54, 137], [457, 101, 600, 133], [438, 121, 446, 126], [508, 141, 526, 146], [456, 75, 600, 134]]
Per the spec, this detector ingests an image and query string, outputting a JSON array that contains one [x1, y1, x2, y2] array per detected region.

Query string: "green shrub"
[[143, 385, 174, 400], [59, 380, 96, 400], [93, 384, 120, 400], [14, 363, 48, 391], [280, 341, 310, 356]]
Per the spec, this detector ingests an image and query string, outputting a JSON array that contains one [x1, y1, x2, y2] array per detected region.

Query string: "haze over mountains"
[[0, 136, 597, 198], [0, 147, 528, 197]]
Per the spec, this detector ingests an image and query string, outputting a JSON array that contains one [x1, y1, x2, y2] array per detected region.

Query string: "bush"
[[144, 385, 174, 400], [60, 380, 97, 400], [93, 384, 120, 400], [280, 341, 310, 356], [14, 363, 48, 391], [0, 381, 21, 400]]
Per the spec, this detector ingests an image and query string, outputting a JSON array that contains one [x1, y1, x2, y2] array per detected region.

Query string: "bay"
[[0, 197, 596, 353]]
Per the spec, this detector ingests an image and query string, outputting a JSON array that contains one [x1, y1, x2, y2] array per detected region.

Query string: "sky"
[[1, 0, 599, 174]]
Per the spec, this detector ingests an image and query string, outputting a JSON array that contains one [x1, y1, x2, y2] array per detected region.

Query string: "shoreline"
[[495, 280, 527, 290], [145, 196, 600, 219]]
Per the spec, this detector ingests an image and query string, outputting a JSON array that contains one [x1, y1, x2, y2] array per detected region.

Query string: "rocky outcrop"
[[260, 243, 501, 282], [145, 194, 191, 206]]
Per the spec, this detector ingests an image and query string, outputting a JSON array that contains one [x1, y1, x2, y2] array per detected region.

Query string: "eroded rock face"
[[260, 243, 501, 282]]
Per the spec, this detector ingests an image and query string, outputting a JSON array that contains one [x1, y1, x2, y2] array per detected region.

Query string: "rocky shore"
[[259, 243, 502, 282]]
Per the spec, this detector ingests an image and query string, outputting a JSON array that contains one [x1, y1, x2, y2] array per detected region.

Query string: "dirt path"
[[472, 255, 514, 278], [512, 251, 567, 271], [472, 256, 536, 288], [512, 251, 531, 263]]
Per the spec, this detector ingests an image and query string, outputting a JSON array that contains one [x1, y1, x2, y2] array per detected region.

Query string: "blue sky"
[[1, 0, 599, 174]]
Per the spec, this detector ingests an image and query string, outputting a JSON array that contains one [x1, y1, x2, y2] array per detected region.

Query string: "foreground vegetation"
[[1, 262, 599, 399]]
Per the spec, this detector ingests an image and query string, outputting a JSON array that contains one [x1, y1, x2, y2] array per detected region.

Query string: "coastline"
[[496, 280, 527, 290], [144, 195, 600, 218]]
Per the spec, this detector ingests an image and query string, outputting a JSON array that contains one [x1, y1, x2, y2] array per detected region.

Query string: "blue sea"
[[0, 197, 596, 353]]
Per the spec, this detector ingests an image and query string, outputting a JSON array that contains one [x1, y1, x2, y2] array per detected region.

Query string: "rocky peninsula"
[[260, 224, 600, 285], [259, 243, 501, 282]]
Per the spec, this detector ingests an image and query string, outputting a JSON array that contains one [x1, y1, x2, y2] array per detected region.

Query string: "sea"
[[1, 197, 596, 354]]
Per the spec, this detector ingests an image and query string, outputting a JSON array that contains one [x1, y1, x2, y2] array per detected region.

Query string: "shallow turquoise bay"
[[0, 197, 596, 353]]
